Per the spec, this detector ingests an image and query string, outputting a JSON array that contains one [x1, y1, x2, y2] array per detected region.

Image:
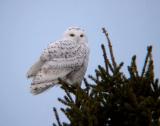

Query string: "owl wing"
[[26, 58, 44, 78], [28, 39, 88, 84]]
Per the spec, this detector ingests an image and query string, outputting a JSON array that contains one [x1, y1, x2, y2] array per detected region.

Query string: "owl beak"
[[77, 37, 80, 42]]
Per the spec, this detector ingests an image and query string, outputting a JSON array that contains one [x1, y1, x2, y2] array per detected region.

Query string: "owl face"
[[63, 27, 88, 43]]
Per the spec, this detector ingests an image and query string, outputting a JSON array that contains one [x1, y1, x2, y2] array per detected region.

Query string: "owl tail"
[[30, 82, 55, 95]]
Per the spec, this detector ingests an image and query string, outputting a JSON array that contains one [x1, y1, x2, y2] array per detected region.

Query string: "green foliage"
[[53, 28, 160, 126]]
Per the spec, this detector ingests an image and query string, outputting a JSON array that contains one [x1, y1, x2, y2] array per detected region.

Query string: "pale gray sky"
[[0, 0, 160, 126]]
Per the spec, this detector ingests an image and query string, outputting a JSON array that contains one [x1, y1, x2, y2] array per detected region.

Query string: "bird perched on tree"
[[27, 27, 89, 95]]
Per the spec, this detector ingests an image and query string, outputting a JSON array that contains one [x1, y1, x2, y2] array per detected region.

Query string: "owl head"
[[63, 27, 88, 43]]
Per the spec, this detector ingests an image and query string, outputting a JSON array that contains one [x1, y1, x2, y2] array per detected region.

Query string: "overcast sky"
[[0, 0, 160, 126]]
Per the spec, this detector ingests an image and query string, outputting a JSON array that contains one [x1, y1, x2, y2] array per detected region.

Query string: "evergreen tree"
[[53, 28, 160, 126]]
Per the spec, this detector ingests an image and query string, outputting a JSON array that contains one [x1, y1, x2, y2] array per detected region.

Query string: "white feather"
[[27, 59, 44, 78], [27, 27, 89, 95]]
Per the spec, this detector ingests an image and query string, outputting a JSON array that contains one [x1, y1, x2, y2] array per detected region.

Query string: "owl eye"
[[80, 34, 84, 37], [70, 34, 75, 37]]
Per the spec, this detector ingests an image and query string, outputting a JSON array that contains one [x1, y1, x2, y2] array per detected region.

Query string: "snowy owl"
[[27, 27, 89, 95]]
